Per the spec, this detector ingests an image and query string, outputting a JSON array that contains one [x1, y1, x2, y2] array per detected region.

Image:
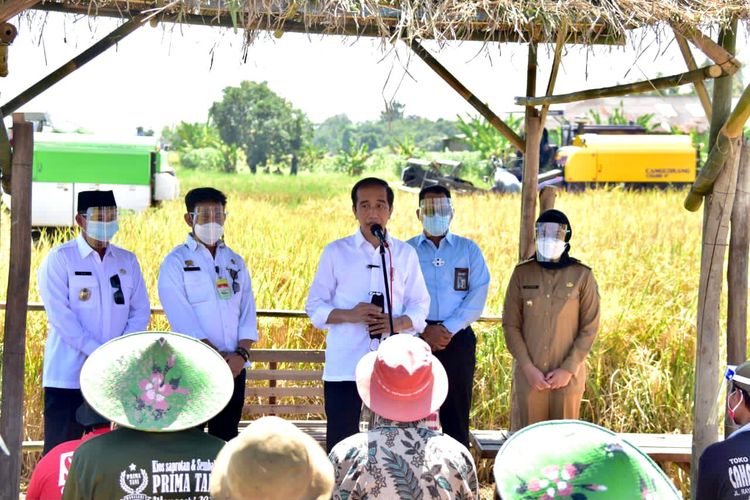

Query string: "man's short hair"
[[418, 185, 451, 201], [185, 187, 227, 213], [351, 178, 394, 208]]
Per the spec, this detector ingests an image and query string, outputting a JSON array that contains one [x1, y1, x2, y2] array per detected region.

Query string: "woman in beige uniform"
[[502, 209, 600, 431]]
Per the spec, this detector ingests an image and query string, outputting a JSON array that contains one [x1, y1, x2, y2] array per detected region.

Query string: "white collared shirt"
[[306, 230, 430, 381], [157, 234, 258, 353], [38, 234, 151, 389]]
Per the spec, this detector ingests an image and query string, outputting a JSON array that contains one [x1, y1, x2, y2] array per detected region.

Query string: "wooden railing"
[[0, 302, 503, 322]]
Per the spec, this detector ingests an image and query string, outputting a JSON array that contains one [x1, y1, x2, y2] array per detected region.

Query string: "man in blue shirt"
[[407, 185, 490, 447]]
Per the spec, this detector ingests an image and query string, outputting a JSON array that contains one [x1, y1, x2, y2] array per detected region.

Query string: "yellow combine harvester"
[[553, 133, 698, 187]]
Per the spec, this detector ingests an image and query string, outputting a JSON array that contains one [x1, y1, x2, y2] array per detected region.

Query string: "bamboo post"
[[515, 65, 725, 107], [727, 140, 750, 366], [691, 21, 738, 498], [0, 13, 147, 116], [709, 24, 738, 149], [408, 39, 525, 152], [691, 137, 741, 495], [519, 41, 542, 260], [539, 186, 557, 213], [0, 113, 33, 500], [675, 33, 712, 121]]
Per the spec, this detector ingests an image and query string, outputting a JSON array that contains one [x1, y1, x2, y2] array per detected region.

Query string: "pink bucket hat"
[[355, 334, 448, 422]]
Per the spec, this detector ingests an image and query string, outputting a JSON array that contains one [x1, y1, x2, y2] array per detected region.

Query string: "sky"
[[5, 11, 750, 135]]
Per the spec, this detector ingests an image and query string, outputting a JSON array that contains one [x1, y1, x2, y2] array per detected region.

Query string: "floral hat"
[[493, 420, 681, 500], [80, 331, 234, 432]]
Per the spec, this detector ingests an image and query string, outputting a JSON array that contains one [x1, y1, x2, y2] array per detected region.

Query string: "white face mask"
[[194, 222, 224, 246], [536, 237, 566, 262], [422, 214, 451, 237], [85, 220, 119, 243]]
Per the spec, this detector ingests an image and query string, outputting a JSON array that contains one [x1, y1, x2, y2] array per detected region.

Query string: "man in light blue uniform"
[[407, 185, 490, 448]]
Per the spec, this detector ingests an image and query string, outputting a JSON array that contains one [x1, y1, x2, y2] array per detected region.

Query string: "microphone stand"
[[378, 241, 396, 336]]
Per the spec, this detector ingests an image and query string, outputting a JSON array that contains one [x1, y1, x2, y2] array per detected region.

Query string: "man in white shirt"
[[306, 177, 430, 452], [38, 190, 150, 454], [158, 187, 258, 441]]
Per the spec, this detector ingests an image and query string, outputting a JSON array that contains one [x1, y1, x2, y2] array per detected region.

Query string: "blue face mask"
[[86, 220, 119, 243], [422, 215, 451, 237]]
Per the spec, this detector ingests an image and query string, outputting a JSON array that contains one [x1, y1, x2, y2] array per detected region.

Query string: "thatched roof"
[[33, 0, 750, 47]]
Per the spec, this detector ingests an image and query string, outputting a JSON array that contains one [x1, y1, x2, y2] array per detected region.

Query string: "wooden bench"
[[243, 348, 327, 446], [470, 429, 692, 468]]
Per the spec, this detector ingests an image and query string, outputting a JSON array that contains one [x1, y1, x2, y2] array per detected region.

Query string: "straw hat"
[[355, 334, 448, 422], [494, 420, 681, 499], [80, 331, 233, 432], [210, 416, 334, 500]]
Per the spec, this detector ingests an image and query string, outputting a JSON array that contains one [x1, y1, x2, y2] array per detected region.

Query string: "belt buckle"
[[369, 337, 380, 351]]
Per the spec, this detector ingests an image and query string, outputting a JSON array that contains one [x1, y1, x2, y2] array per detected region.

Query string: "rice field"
[[0, 169, 711, 492]]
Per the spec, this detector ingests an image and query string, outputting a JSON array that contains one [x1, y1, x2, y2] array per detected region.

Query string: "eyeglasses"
[[189, 210, 228, 224], [110, 274, 124, 305]]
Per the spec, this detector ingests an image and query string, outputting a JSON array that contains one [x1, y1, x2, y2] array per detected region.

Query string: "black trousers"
[[43, 387, 84, 455], [198, 369, 246, 441], [324, 381, 362, 453], [433, 326, 476, 448]]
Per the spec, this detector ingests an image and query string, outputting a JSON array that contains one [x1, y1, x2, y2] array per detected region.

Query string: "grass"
[[0, 170, 708, 493]]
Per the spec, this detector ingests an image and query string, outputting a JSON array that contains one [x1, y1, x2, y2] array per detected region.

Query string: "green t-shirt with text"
[[62, 427, 225, 500]]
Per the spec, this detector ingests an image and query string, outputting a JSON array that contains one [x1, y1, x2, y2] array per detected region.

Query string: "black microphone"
[[370, 224, 388, 246]]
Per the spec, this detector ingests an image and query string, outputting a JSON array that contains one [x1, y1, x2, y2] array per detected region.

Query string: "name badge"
[[454, 268, 469, 291], [216, 278, 232, 300]]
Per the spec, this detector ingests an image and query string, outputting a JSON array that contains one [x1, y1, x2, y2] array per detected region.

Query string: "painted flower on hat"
[[517, 462, 608, 499], [121, 338, 192, 429], [138, 372, 188, 411]]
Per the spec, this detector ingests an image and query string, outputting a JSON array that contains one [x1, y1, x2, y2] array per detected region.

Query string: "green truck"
[[4, 131, 179, 226]]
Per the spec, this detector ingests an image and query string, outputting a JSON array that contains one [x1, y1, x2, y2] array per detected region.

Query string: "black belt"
[[426, 319, 443, 325]]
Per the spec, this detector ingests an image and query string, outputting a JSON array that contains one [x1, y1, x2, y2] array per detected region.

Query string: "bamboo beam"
[[515, 65, 725, 107], [675, 33, 712, 121], [408, 39, 525, 153], [0, 0, 38, 23], [540, 24, 567, 127], [519, 41, 542, 260], [684, 81, 750, 211], [0, 113, 33, 500], [0, 13, 147, 116], [672, 22, 741, 76], [31, 3, 626, 45]]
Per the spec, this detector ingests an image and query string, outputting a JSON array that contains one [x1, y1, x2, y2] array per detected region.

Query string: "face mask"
[[536, 237, 566, 261], [422, 215, 451, 237], [86, 220, 118, 243], [194, 222, 224, 246]]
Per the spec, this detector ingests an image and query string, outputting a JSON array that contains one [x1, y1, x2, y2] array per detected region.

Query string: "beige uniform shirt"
[[503, 258, 600, 420]]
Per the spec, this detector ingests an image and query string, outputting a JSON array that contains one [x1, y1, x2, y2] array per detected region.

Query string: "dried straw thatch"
[[34, 0, 750, 47]]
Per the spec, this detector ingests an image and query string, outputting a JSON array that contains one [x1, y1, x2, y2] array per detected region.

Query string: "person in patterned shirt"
[[329, 334, 479, 499]]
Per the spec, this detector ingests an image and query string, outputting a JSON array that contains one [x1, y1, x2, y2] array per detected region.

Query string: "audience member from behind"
[[27, 403, 111, 500], [697, 361, 750, 500], [493, 420, 680, 499], [62, 331, 234, 500], [210, 416, 334, 500], [329, 334, 479, 499]]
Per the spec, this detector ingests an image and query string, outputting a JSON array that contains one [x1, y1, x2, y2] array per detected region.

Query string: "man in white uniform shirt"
[[306, 177, 430, 452], [38, 190, 150, 455], [158, 187, 258, 441]]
